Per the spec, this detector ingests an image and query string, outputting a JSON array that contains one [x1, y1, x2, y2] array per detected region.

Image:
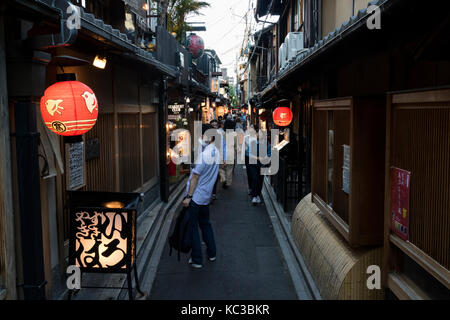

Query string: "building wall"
[[321, 0, 370, 37], [36, 57, 161, 298]]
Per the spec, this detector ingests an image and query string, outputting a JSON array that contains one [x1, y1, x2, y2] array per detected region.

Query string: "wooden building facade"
[[253, 0, 450, 299]]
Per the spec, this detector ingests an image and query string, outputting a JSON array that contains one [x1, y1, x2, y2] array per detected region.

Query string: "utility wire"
[[243, 0, 276, 73]]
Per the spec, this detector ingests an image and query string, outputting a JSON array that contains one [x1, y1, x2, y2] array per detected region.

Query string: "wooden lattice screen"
[[386, 89, 450, 288]]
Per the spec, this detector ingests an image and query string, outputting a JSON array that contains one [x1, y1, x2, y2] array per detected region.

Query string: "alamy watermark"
[[66, 4, 81, 30], [66, 265, 81, 290], [367, 5, 381, 30], [366, 265, 381, 290]]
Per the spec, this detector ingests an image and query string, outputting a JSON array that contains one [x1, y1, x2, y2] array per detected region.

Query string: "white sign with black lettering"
[[342, 145, 350, 194], [66, 142, 85, 190]]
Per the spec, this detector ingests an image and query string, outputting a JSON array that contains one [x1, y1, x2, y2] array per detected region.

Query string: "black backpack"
[[168, 206, 193, 261]]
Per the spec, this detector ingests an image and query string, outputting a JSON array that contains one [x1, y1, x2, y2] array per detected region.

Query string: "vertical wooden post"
[[158, 76, 169, 202], [138, 80, 144, 187], [14, 101, 47, 300], [0, 10, 17, 300], [382, 94, 392, 288], [112, 65, 120, 192]]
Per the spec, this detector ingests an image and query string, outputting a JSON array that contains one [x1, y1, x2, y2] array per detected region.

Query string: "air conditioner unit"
[[278, 43, 287, 70], [285, 32, 304, 62]]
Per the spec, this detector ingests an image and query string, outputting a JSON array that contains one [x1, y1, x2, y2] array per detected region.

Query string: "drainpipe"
[[0, 6, 17, 300], [7, 48, 51, 301], [12, 100, 48, 300]]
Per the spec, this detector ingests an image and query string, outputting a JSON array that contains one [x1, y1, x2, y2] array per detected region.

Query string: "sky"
[[185, 0, 254, 82]]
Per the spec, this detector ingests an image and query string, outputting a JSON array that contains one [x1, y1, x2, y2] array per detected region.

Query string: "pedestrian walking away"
[[210, 119, 219, 200], [182, 123, 219, 268], [220, 118, 237, 188], [245, 124, 272, 205]]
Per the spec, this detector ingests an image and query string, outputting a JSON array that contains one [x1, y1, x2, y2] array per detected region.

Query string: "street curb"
[[262, 177, 322, 300], [131, 177, 188, 299]]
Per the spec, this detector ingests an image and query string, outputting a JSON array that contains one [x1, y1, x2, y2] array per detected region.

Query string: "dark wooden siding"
[[142, 112, 157, 183], [84, 113, 115, 192], [391, 103, 450, 269], [118, 113, 142, 192]]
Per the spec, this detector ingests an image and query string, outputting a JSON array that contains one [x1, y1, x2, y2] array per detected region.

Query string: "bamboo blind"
[[291, 194, 384, 300], [118, 113, 142, 192], [84, 113, 115, 192], [390, 103, 450, 270], [142, 113, 157, 183]]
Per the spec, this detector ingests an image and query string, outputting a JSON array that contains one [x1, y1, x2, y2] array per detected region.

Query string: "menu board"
[[342, 145, 350, 194], [168, 104, 184, 120], [390, 167, 411, 241], [66, 141, 85, 190]]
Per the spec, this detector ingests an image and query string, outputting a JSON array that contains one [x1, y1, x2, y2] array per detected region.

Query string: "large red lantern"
[[186, 33, 204, 59], [40, 81, 99, 136], [273, 107, 293, 127]]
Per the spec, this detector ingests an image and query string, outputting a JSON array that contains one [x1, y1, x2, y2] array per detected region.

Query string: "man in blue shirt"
[[182, 124, 219, 268]]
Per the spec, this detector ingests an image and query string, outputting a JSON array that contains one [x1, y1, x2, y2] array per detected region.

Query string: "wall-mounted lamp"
[[185, 97, 190, 103], [142, 3, 149, 11], [93, 55, 107, 69], [201, 102, 206, 107]]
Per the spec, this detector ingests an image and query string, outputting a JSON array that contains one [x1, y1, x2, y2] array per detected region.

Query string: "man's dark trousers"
[[248, 163, 263, 197], [189, 200, 216, 265]]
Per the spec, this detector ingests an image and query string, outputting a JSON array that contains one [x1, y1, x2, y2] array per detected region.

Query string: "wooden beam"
[[313, 97, 352, 109], [390, 234, 450, 290], [313, 194, 350, 242], [392, 88, 450, 105], [388, 273, 430, 300]]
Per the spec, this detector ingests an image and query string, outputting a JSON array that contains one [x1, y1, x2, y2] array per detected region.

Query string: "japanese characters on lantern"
[[273, 107, 293, 127], [40, 81, 99, 136]]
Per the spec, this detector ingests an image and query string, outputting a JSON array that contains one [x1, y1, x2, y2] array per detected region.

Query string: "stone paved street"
[[150, 166, 298, 300]]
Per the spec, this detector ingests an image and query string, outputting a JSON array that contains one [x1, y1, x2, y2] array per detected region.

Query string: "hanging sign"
[[40, 81, 98, 136], [342, 145, 351, 194], [390, 167, 411, 241], [66, 141, 85, 190], [273, 107, 293, 127], [168, 104, 184, 120]]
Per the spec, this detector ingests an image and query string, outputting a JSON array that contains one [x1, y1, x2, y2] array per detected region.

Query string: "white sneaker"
[[188, 258, 203, 268], [252, 197, 259, 205], [208, 256, 216, 262], [256, 196, 261, 203]]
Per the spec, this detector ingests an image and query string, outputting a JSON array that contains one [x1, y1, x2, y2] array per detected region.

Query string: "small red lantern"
[[40, 81, 98, 136], [273, 107, 293, 127], [186, 34, 205, 59]]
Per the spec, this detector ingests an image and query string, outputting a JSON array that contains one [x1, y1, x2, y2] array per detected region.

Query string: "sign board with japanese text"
[[390, 167, 411, 241]]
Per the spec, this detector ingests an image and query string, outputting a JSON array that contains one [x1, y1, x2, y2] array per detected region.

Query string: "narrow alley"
[[150, 166, 298, 300], [1, 0, 449, 306]]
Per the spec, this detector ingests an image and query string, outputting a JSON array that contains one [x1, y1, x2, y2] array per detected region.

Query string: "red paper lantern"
[[273, 107, 293, 127], [40, 81, 98, 136], [186, 34, 205, 59]]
